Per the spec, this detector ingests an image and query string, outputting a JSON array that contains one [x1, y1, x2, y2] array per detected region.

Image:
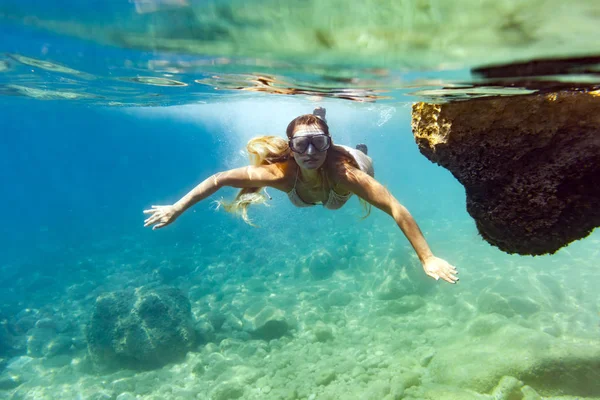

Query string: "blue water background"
[[2, 6, 600, 398]]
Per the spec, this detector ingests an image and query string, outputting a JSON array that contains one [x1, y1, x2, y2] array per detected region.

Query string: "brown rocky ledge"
[[411, 90, 600, 255]]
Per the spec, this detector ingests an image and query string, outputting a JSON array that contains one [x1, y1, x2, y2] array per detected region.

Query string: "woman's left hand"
[[422, 256, 459, 284]]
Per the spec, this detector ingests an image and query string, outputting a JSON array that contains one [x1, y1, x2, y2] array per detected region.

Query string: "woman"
[[144, 108, 458, 284]]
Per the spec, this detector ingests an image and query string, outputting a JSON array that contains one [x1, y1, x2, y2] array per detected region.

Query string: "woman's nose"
[[306, 143, 316, 154]]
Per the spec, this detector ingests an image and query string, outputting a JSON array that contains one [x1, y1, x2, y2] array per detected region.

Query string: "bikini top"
[[287, 167, 352, 210], [286, 145, 374, 210]]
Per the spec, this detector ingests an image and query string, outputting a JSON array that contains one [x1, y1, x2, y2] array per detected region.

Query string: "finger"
[[443, 272, 459, 283], [143, 209, 157, 214], [153, 223, 165, 230], [444, 264, 457, 272], [144, 213, 161, 223], [144, 215, 161, 226], [144, 215, 159, 225], [441, 274, 456, 283]]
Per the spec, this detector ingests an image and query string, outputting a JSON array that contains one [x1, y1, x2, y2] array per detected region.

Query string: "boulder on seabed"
[[242, 302, 291, 341], [86, 286, 196, 370], [307, 249, 335, 280]]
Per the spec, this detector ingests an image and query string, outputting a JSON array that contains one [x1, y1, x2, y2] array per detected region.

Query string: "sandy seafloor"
[[3, 222, 599, 400], [0, 101, 599, 400]]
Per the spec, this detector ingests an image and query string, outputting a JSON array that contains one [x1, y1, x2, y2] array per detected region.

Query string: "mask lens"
[[312, 135, 330, 151], [291, 136, 310, 153]]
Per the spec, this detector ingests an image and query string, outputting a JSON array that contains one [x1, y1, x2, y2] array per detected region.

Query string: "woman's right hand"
[[143, 205, 181, 230], [421, 256, 459, 284]]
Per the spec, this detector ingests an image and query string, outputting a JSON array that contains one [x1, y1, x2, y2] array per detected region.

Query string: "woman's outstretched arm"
[[144, 164, 283, 230], [339, 168, 459, 284]]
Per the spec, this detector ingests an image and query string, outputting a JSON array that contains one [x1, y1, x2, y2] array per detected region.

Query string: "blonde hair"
[[216, 136, 290, 226]]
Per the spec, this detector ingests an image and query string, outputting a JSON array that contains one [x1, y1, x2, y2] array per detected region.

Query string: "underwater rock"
[[193, 318, 216, 345], [307, 249, 335, 280], [34, 318, 57, 331], [4, 356, 40, 383], [41, 354, 72, 368], [244, 278, 268, 293], [115, 393, 136, 400], [375, 272, 430, 301], [468, 56, 600, 96], [490, 376, 524, 400], [152, 260, 190, 283], [416, 347, 436, 367], [207, 312, 227, 331], [315, 369, 337, 386], [506, 296, 541, 317], [0, 319, 21, 359], [210, 381, 245, 400], [44, 335, 74, 358], [311, 323, 334, 343], [521, 385, 543, 400], [242, 302, 290, 341], [14, 309, 40, 334], [473, 55, 600, 81], [375, 275, 406, 300], [110, 377, 135, 394], [0, 375, 22, 390], [428, 323, 600, 396], [21, 316, 73, 359], [86, 286, 196, 370], [26, 327, 55, 357], [489, 376, 545, 400], [325, 289, 353, 307], [411, 384, 488, 400], [466, 314, 508, 337], [411, 91, 600, 255], [476, 292, 515, 318], [382, 295, 426, 315], [188, 282, 213, 302]]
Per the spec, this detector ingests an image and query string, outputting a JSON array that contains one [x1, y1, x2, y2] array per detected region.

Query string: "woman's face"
[[291, 124, 330, 170]]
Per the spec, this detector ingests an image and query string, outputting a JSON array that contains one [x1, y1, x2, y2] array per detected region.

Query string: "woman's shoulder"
[[256, 158, 290, 174], [257, 159, 296, 188], [328, 144, 359, 167], [327, 145, 376, 189], [326, 152, 357, 184], [328, 144, 374, 177]]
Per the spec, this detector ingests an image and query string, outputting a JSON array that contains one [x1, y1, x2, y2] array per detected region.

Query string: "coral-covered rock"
[[86, 286, 196, 370], [412, 91, 600, 255]]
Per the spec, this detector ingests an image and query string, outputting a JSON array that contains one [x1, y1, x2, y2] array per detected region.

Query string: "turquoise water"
[[1, 1, 600, 400]]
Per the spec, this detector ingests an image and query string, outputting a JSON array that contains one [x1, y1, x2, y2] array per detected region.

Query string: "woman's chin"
[[302, 160, 324, 169]]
